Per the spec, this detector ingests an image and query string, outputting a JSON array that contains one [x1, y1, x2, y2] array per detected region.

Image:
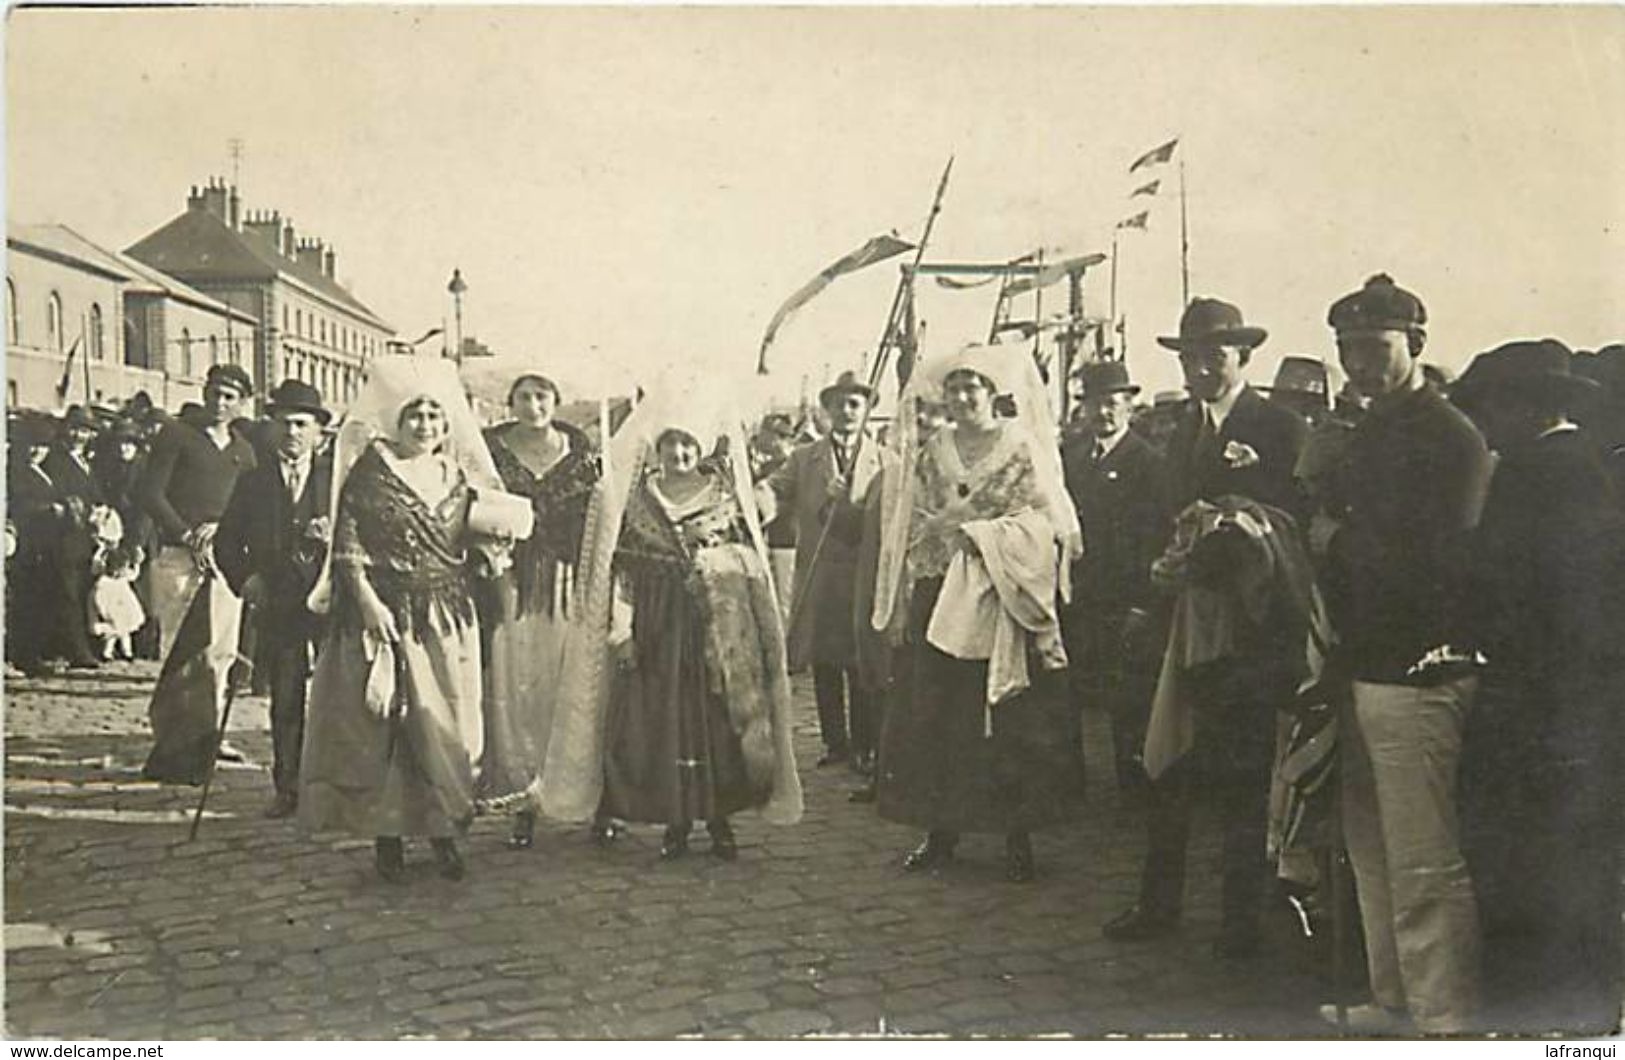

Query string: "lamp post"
[[447, 268, 467, 365]]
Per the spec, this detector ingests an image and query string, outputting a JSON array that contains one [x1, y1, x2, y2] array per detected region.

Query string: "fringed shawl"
[[331, 443, 474, 640], [486, 420, 600, 618]]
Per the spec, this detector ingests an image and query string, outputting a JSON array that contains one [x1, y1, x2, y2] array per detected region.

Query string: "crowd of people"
[[5, 273, 1622, 1036]]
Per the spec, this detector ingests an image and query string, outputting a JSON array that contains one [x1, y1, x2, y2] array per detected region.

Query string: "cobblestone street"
[[5, 662, 1335, 1039]]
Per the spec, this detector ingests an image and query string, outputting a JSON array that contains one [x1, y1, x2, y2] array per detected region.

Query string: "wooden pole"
[[1179, 157, 1191, 307]]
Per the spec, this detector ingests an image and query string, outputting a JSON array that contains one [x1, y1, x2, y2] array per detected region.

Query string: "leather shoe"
[[262, 792, 297, 819], [1102, 904, 1177, 941], [1318, 1003, 1409, 1035], [706, 820, 737, 861], [847, 783, 877, 804], [816, 747, 851, 768], [505, 811, 536, 850], [590, 817, 622, 846], [1005, 833, 1035, 883], [375, 837, 406, 884], [660, 823, 691, 860], [902, 832, 956, 871], [431, 838, 466, 881], [216, 741, 248, 764]]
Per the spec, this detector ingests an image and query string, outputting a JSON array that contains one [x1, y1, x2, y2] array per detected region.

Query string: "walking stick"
[[1330, 688, 1349, 1035], [188, 602, 258, 842], [782, 156, 954, 640]]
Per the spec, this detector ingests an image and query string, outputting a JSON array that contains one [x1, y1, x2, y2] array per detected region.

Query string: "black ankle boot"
[[660, 822, 691, 860], [431, 837, 465, 881], [505, 810, 536, 850], [1005, 831, 1035, 883], [706, 818, 737, 861], [375, 836, 405, 884], [902, 831, 957, 871]]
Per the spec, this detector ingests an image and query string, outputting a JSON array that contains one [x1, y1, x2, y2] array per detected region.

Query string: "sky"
[[8, 5, 1623, 407]]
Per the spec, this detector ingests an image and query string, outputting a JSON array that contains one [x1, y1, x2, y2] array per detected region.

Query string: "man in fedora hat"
[[138, 362, 259, 783], [1060, 360, 1169, 798], [758, 368, 889, 772], [212, 379, 336, 817], [1450, 340, 1624, 1032], [1104, 295, 1307, 959], [1314, 274, 1493, 1033]]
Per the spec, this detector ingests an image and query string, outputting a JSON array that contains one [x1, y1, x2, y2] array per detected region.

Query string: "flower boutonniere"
[[304, 515, 332, 546], [1222, 440, 1261, 470]]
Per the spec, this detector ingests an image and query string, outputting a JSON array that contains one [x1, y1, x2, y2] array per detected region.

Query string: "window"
[[179, 328, 193, 377], [46, 292, 63, 352], [6, 279, 17, 345], [282, 304, 289, 332], [88, 303, 105, 361], [208, 335, 219, 366], [296, 309, 304, 338]]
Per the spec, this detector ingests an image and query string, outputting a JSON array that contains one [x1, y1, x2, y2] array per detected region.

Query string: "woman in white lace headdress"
[[871, 343, 1084, 882], [300, 356, 506, 884], [540, 373, 802, 859]]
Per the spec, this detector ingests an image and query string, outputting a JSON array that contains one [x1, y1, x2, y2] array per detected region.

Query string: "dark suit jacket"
[[213, 450, 333, 644], [1163, 386, 1308, 520], [1061, 428, 1169, 615]]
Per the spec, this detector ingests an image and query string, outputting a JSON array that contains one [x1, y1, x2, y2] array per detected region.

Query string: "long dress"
[[299, 443, 484, 839], [475, 421, 599, 813], [599, 470, 789, 825], [877, 425, 1082, 834]]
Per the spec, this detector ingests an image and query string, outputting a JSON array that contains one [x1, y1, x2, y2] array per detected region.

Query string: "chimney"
[[296, 237, 326, 273], [228, 186, 240, 230], [196, 176, 231, 223], [323, 247, 336, 279], [242, 209, 282, 250], [281, 221, 296, 259], [186, 184, 205, 212]]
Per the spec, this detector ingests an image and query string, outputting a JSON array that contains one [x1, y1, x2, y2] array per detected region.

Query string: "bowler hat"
[[1451, 339, 1599, 410], [62, 405, 98, 431], [1074, 360, 1141, 400], [818, 370, 876, 410], [1157, 298, 1268, 352], [1328, 274, 1427, 333], [266, 379, 332, 425], [205, 363, 255, 396]]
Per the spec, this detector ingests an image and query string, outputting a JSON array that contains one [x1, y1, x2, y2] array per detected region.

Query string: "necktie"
[[1093, 439, 1108, 464], [284, 461, 306, 504]]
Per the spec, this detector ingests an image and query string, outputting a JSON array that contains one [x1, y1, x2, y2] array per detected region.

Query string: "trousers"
[[1343, 676, 1480, 1033], [814, 663, 873, 755]]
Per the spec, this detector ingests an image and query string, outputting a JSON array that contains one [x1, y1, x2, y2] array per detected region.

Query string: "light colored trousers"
[[1343, 676, 1481, 1033]]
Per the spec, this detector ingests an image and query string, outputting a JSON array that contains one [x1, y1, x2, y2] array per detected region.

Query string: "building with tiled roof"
[[6, 221, 258, 410], [126, 178, 393, 408]]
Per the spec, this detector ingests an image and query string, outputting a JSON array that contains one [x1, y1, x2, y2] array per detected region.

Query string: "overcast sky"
[[8, 5, 1623, 405]]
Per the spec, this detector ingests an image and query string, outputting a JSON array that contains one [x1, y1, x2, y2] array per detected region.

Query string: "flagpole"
[[781, 154, 954, 643], [1179, 156, 1191, 307], [1109, 230, 1120, 347]]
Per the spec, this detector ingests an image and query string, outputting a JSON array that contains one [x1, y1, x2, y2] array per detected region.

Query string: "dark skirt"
[[878, 578, 1082, 834], [599, 570, 757, 825]]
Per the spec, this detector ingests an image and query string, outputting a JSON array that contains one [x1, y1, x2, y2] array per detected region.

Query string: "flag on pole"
[[1130, 179, 1162, 198], [1129, 138, 1179, 173], [757, 233, 915, 374], [54, 336, 83, 402], [1117, 211, 1150, 231], [934, 274, 1001, 291], [1006, 252, 1108, 295]]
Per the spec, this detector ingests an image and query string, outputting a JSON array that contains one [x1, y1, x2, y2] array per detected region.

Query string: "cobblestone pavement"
[[5, 662, 1338, 1039]]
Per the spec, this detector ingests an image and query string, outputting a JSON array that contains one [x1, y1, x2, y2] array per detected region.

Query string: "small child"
[[90, 544, 145, 662]]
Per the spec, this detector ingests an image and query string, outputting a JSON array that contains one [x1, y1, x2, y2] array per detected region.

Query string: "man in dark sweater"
[[137, 364, 256, 780], [1317, 275, 1494, 1034], [1451, 340, 1624, 1034]]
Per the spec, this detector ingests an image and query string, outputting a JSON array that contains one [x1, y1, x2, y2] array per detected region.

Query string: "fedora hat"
[[1451, 339, 1599, 411], [266, 379, 333, 425], [1157, 298, 1268, 352], [818, 369, 876, 410], [62, 405, 99, 431], [1074, 359, 1141, 400]]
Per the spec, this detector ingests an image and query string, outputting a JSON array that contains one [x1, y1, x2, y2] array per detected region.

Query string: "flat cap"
[[205, 362, 255, 396], [1328, 274, 1427, 333]]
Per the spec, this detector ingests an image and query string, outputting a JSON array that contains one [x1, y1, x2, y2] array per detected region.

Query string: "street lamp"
[[447, 268, 467, 365]]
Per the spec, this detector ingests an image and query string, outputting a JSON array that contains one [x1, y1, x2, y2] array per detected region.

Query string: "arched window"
[[88, 303, 105, 361], [46, 292, 63, 352], [282, 304, 289, 332], [6, 279, 18, 345], [208, 335, 219, 366], [295, 309, 303, 338], [179, 327, 193, 378]]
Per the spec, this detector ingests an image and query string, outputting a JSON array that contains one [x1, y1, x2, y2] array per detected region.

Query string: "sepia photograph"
[[3, 2, 1622, 1043]]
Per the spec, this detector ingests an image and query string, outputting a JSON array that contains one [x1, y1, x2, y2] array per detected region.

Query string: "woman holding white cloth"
[[872, 343, 1084, 882]]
